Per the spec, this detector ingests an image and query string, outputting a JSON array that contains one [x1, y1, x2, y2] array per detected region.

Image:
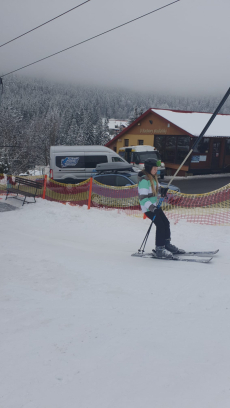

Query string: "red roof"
[[106, 109, 153, 147]]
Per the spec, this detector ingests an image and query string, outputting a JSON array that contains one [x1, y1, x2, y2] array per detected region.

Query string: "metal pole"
[[167, 87, 230, 187], [0, 77, 3, 106]]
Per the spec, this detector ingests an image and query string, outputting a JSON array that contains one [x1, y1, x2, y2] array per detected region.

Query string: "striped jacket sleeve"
[[138, 178, 157, 213]]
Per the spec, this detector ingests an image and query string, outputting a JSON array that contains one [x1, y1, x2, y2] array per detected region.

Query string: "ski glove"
[[161, 187, 169, 197], [152, 207, 161, 216]]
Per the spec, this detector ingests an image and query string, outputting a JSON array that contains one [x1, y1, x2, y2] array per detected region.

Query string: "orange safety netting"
[[1, 174, 230, 225], [91, 179, 140, 216], [45, 178, 90, 206], [163, 184, 230, 226]]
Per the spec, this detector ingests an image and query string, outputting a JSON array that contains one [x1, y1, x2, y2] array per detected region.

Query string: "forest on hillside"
[[1, 75, 230, 174]]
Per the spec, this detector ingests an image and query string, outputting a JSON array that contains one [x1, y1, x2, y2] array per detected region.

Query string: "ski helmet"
[[144, 158, 161, 173]]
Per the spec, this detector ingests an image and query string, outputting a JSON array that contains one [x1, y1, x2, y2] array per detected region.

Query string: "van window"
[[112, 156, 124, 162], [56, 156, 85, 168], [85, 155, 108, 168]]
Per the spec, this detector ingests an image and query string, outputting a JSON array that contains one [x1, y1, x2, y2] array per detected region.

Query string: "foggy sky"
[[0, 0, 229, 97]]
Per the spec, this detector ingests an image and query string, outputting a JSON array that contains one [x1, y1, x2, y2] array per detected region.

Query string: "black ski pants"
[[145, 208, 171, 247]]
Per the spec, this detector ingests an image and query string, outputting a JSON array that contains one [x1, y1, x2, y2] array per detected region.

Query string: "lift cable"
[[0, 0, 91, 49], [0, 0, 180, 78]]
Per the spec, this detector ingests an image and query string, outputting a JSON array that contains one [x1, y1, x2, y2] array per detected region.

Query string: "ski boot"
[[155, 245, 173, 259], [165, 239, 185, 254]]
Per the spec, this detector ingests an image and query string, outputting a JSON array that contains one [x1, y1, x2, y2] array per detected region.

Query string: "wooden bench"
[[5, 177, 44, 206]]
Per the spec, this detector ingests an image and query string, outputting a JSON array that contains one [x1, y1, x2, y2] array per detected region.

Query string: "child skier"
[[138, 158, 184, 259]]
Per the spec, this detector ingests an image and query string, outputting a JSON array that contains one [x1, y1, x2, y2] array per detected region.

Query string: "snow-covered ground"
[[1, 198, 230, 408]]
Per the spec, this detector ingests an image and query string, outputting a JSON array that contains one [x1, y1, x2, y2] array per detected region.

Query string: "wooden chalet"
[[105, 108, 230, 176]]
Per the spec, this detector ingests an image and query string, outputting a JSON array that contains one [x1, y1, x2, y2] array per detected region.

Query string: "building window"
[[113, 147, 117, 152], [165, 136, 176, 163], [226, 139, 230, 155], [176, 136, 190, 164], [124, 139, 129, 146], [154, 135, 166, 161], [193, 137, 210, 154], [138, 140, 144, 145]]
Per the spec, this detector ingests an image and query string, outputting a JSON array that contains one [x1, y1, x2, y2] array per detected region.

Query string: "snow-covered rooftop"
[[108, 119, 128, 130], [152, 109, 230, 137]]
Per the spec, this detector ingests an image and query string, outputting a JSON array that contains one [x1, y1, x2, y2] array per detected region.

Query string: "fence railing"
[[1, 174, 230, 225]]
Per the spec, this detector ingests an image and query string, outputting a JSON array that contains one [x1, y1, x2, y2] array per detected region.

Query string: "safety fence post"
[[88, 177, 93, 210], [42, 175, 47, 199]]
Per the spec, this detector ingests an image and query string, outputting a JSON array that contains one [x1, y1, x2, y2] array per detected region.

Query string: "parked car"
[[91, 163, 180, 208], [93, 163, 180, 191]]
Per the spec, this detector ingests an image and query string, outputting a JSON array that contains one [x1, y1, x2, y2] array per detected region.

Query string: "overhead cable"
[[0, 0, 91, 48], [1, 0, 180, 78]]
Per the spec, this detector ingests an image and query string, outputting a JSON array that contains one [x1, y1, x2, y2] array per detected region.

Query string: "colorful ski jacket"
[[138, 172, 158, 213]]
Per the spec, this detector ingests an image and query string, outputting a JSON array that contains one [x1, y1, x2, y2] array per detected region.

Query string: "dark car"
[[93, 163, 180, 191], [91, 163, 180, 208]]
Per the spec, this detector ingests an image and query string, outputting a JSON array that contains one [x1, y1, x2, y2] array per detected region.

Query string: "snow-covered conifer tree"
[[67, 118, 78, 145], [0, 155, 10, 174], [94, 119, 104, 145], [83, 109, 95, 145]]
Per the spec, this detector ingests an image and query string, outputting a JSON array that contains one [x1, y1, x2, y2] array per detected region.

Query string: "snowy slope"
[[1, 199, 230, 408]]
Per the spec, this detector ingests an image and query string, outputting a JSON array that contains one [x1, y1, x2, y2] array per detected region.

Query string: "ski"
[[132, 249, 219, 258], [176, 249, 219, 257], [131, 252, 212, 263]]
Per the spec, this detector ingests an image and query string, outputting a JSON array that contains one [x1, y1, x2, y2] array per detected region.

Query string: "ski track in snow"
[[0, 198, 230, 408]]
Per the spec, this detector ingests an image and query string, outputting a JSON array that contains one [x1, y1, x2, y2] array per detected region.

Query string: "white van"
[[49, 146, 127, 183], [118, 145, 165, 179]]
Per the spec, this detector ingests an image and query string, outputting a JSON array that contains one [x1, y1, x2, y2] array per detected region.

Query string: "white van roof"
[[50, 145, 114, 153], [119, 145, 157, 152]]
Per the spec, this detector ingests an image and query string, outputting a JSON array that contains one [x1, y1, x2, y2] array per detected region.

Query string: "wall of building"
[[189, 138, 227, 174], [108, 111, 191, 152], [108, 111, 230, 175]]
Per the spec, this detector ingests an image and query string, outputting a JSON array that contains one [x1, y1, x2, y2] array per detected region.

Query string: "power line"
[[0, 0, 91, 49], [0, 0, 180, 78]]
